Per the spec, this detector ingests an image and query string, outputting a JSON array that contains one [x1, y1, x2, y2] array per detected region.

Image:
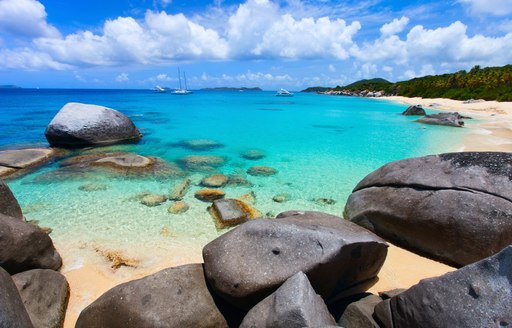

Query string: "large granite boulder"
[[45, 102, 141, 148], [401, 105, 426, 116], [0, 213, 62, 274], [203, 211, 388, 309], [208, 198, 261, 229], [240, 271, 336, 328], [338, 294, 382, 328], [345, 152, 512, 267], [374, 245, 512, 328], [13, 269, 70, 328], [75, 264, 228, 328], [0, 267, 33, 328], [0, 179, 23, 219], [416, 112, 467, 127]]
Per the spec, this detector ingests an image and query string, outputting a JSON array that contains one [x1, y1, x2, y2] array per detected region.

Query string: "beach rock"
[[0, 166, 17, 178], [373, 246, 512, 328], [176, 139, 224, 151], [416, 112, 466, 127], [92, 153, 155, 170], [338, 294, 382, 328], [75, 264, 229, 328], [240, 272, 336, 328], [169, 178, 191, 200], [208, 198, 261, 229], [0, 213, 62, 274], [238, 191, 256, 204], [227, 174, 253, 187], [0, 267, 33, 328], [195, 189, 226, 202], [273, 193, 291, 203], [78, 183, 109, 192], [140, 194, 167, 207], [45, 102, 142, 148], [0, 179, 23, 219], [168, 201, 189, 214], [179, 155, 226, 171], [247, 166, 277, 176], [241, 149, 265, 160], [0, 148, 56, 169], [401, 105, 426, 116], [13, 269, 70, 328], [345, 152, 512, 267], [200, 174, 229, 188], [203, 211, 388, 309]]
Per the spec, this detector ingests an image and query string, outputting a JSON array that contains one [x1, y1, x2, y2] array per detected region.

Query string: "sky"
[[0, 0, 511, 90]]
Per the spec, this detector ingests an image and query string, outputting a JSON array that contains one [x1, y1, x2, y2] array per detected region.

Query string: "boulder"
[[227, 174, 253, 187], [208, 198, 261, 229], [92, 153, 155, 170], [0, 213, 62, 274], [169, 178, 191, 200], [45, 102, 141, 148], [247, 166, 277, 176], [240, 272, 336, 328], [140, 194, 167, 207], [203, 211, 388, 309], [345, 152, 512, 267], [416, 112, 467, 127], [75, 264, 228, 328], [168, 201, 189, 214], [0, 166, 17, 178], [0, 179, 23, 219], [0, 148, 56, 169], [272, 193, 291, 203], [13, 269, 70, 328], [195, 189, 225, 202], [241, 149, 265, 160], [374, 246, 512, 328], [401, 105, 426, 116], [0, 267, 33, 328], [200, 174, 229, 188], [338, 294, 382, 328], [179, 155, 226, 171]]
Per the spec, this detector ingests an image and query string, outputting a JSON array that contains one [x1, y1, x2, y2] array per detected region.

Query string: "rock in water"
[[240, 272, 336, 328], [0, 213, 62, 274], [140, 194, 167, 207], [13, 269, 70, 328], [345, 152, 512, 267], [247, 166, 277, 176], [169, 178, 191, 200], [75, 264, 229, 328], [45, 102, 141, 148], [208, 198, 261, 229], [168, 201, 189, 214], [0, 148, 56, 169], [416, 112, 467, 127], [195, 189, 226, 202], [201, 174, 229, 188], [0, 267, 33, 328], [203, 211, 388, 309], [374, 246, 512, 328], [241, 149, 266, 160], [401, 105, 426, 116], [0, 179, 23, 219]]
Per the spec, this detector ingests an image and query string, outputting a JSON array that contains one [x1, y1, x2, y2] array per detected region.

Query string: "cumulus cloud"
[[380, 16, 409, 36], [116, 72, 129, 82], [0, 0, 60, 38], [459, 0, 512, 16], [0, 47, 69, 70]]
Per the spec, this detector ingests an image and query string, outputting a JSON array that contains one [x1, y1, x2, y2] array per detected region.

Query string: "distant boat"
[[153, 85, 167, 93], [275, 88, 294, 97], [172, 68, 193, 95]]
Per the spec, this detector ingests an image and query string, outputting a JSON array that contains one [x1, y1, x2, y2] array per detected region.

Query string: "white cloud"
[[0, 0, 60, 38], [0, 47, 69, 70], [459, 0, 512, 16], [328, 64, 336, 72], [380, 16, 409, 36], [116, 72, 129, 82]]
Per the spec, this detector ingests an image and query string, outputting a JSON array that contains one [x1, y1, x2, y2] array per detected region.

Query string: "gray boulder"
[[45, 102, 141, 148], [13, 269, 70, 328], [416, 112, 467, 127], [75, 264, 228, 328], [0, 213, 62, 274], [240, 271, 336, 328], [374, 245, 512, 328], [345, 152, 512, 267], [0, 179, 23, 219], [338, 294, 382, 328], [401, 105, 426, 116], [203, 211, 388, 309], [0, 266, 33, 328], [208, 198, 261, 229]]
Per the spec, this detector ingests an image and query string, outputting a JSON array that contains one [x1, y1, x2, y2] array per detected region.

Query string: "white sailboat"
[[275, 88, 294, 97], [172, 68, 193, 95]]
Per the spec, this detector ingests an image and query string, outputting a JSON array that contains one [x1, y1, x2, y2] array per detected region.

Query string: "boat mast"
[[184, 72, 188, 90], [178, 68, 182, 89]]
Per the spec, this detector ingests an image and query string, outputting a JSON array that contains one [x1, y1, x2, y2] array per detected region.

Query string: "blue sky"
[[0, 0, 511, 89]]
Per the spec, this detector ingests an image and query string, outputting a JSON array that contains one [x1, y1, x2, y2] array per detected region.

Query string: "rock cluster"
[[416, 112, 470, 127], [401, 105, 426, 116]]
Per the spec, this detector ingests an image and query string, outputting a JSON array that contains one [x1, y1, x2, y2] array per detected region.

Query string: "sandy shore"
[[380, 96, 512, 152]]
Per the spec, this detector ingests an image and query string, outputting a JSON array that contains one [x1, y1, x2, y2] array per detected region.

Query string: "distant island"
[[303, 65, 512, 102], [0, 85, 22, 89], [201, 87, 262, 91]]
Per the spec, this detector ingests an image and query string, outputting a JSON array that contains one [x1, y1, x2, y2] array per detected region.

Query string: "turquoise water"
[[0, 89, 466, 263]]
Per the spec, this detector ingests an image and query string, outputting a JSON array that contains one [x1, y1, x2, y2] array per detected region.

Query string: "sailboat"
[[171, 68, 193, 95]]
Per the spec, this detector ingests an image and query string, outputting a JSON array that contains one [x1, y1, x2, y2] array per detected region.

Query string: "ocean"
[[0, 89, 466, 265]]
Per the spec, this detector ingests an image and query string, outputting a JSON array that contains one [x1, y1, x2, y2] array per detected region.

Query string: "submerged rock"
[[208, 198, 261, 229], [238, 191, 256, 204], [45, 102, 141, 148], [314, 197, 336, 206], [401, 105, 426, 116], [247, 166, 277, 176], [0, 179, 23, 219], [227, 174, 253, 187], [195, 189, 226, 202], [92, 153, 155, 170], [241, 149, 266, 160], [416, 112, 468, 127], [78, 183, 110, 192], [0, 267, 33, 328], [175, 139, 224, 151], [179, 155, 226, 171], [168, 201, 190, 214], [140, 194, 167, 207], [273, 193, 291, 203], [169, 178, 191, 200], [200, 174, 229, 188], [0, 148, 56, 169]]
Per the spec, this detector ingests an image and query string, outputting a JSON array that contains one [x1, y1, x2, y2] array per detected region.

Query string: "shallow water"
[[1, 89, 465, 262]]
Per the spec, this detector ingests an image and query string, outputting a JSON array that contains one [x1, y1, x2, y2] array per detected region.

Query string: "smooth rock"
[[179, 155, 226, 171], [374, 246, 512, 328], [0, 165, 17, 178], [273, 193, 291, 203], [227, 174, 253, 187], [203, 211, 388, 309], [45, 102, 141, 148], [78, 183, 109, 192], [169, 178, 191, 200], [0, 267, 33, 328], [247, 166, 277, 176], [208, 198, 261, 229], [75, 264, 229, 328], [195, 189, 226, 202], [0, 179, 23, 219], [93, 153, 155, 169], [13, 269, 70, 328], [338, 294, 381, 328], [0, 148, 55, 169], [240, 272, 336, 328], [401, 105, 426, 116], [140, 194, 167, 207], [416, 112, 467, 127], [177, 139, 224, 151], [0, 213, 62, 274], [345, 152, 512, 267], [200, 174, 229, 188], [241, 149, 265, 160], [168, 201, 189, 214]]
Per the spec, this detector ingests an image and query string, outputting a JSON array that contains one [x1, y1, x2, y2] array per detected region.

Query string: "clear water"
[[0, 89, 465, 264]]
